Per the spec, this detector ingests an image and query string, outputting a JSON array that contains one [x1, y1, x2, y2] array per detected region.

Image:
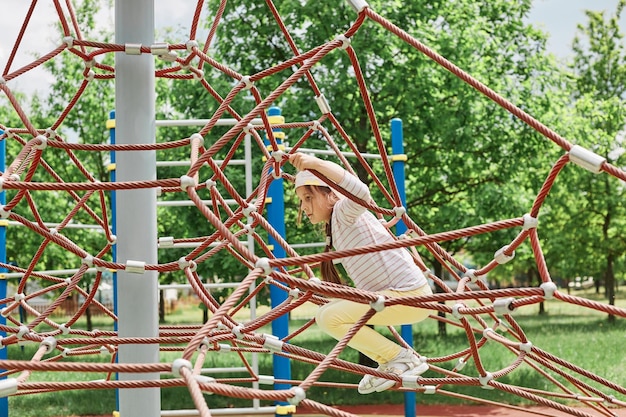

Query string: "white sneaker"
[[357, 348, 428, 394]]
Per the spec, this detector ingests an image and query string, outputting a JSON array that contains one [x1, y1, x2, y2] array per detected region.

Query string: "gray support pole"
[[114, 0, 160, 416]]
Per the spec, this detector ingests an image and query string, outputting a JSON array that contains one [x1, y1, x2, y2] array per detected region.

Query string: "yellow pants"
[[315, 284, 433, 364]]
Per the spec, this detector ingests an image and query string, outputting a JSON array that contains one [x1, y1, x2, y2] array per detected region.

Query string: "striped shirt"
[[332, 173, 428, 292]]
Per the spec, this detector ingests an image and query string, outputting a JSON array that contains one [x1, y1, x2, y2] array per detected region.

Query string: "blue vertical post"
[[0, 132, 7, 417], [391, 118, 416, 417], [106, 111, 119, 411], [264, 107, 291, 409], [106, 111, 118, 325]]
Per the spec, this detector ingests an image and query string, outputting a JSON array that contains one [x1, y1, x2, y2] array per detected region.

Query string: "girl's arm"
[[288, 153, 345, 184]]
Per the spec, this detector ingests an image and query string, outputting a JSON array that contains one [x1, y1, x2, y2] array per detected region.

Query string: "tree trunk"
[[85, 287, 93, 331], [434, 262, 447, 337], [159, 289, 165, 323], [605, 253, 615, 323], [531, 267, 545, 315]]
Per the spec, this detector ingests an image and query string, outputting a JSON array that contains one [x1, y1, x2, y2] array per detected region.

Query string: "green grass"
[[6, 288, 626, 416]]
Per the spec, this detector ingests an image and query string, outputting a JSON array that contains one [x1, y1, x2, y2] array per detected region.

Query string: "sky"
[[0, 0, 625, 97]]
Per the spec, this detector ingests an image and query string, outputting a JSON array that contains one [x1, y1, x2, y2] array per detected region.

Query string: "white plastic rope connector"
[[159, 236, 174, 248], [243, 123, 255, 134], [335, 34, 351, 50], [522, 213, 538, 231], [569, 145, 606, 174], [158, 50, 178, 62], [451, 303, 465, 319], [271, 149, 285, 162], [494, 246, 515, 264], [258, 375, 275, 385], [242, 204, 256, 218], [288, 288, 300, 299], [401, 375, 421, 389], [0, 379, 18, 398], [464, 269, 480, 283], [455, 357, 466, 371], [150, 42, 169, 56], [369, 295, 385, 312], [178, 257, 197, 272], [197, 337, 210, 351], [171, 358, 192, 378], [240, 75, 253, 90], [315, 94, 331, 114], [59, 324, 71, 335], [540, 282, 557, 299], [347, 0, 369, 13], [34, 135, 47, 150], [63, 36, 74, 48], [255, 258, 272, 276], [288, 387, 306, 405], [263, 334, 284, 352], [218, 343, 231, 352], [186, 40, 199, 51], [232, 325, 244, 340], [423, 385, 437, 394], [82, 255, 94, 267], [493, 297, 517, 315], [40, 336, 57, 354], [519, 341, 533, 353], [125, 43, 142, 55], [482, 327, 495, 338], [85, 69, 95, 81], [180, 175, 196, 191], [17, 326, 30, 340], [479, 372, 495, 389], [393, 206, 406, 219], [0, 206, 10, 219], [125, 260, 146, 274], [194, 375, 216, 391], [192, 69, 204, 80]]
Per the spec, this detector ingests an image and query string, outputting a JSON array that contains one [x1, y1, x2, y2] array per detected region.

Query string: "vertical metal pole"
[[114, 0, 160, 415], [265, 107, 291, 411], [244, 130, 262, 409], [391, 118, 416, 417], [0, 133, 7, 417]]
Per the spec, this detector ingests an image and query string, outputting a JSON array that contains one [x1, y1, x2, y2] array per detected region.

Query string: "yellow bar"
[[390, 154, 407, 162], [265, 197, 273, 204], [0, 220, 9, 227], [106, 163, 116, 172], [106, 119, 116, 129], [267, 115, 285, 125], [265, 144, 286, 151], [276, 404, 296, 415]]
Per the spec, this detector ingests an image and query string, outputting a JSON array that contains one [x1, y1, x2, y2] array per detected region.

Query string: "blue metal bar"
[[0, 131, 8, 417], [265, 107, 292, 411], [391, 118, 417, 417]]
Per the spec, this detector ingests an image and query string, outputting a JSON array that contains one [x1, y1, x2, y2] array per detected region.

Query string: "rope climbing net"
[[1, 1, 626, 417]]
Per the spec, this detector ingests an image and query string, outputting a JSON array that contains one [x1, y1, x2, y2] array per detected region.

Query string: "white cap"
[[294, 170, 330, 189]]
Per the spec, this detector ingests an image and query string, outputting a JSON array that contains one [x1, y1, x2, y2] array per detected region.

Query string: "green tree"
[[208, 1, 564, 286], [559, 0, 626, 320]]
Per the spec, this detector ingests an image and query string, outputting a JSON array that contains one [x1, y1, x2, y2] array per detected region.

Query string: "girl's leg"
[[315, 284, 432, 364]]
